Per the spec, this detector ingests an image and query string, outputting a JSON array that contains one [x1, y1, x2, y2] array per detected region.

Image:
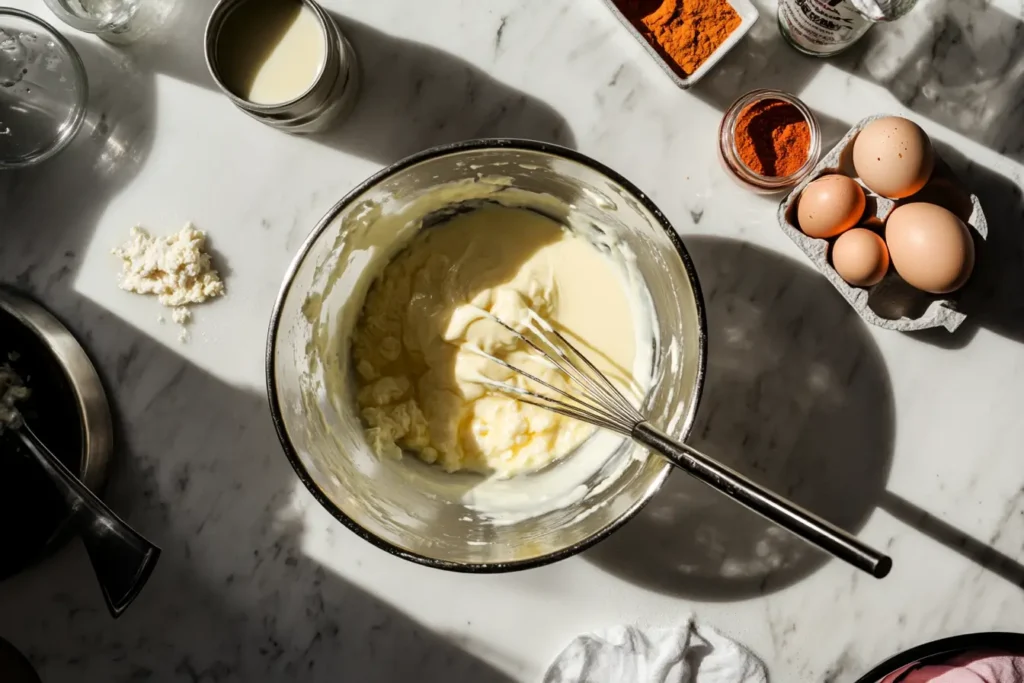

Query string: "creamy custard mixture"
[[351, 205, 643, 478], [218, 0, 325, 105]]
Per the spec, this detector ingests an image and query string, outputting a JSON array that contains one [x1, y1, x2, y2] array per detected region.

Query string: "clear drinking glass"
[[0, 9, 88, 169], [42, 0, 148, 43]]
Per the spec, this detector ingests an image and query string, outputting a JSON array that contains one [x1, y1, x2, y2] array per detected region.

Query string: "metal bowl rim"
[[0, 286, 113, 576], [265, 137, 708, 573]]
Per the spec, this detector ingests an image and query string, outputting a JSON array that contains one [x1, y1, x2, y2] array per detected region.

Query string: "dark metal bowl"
[[0, 287, 112, 579], [0, 636, 40, 683]]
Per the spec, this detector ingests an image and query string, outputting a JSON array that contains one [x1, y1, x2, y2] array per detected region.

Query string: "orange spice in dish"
[[734, 98, 811, 177], [617, 0, 742, 76]]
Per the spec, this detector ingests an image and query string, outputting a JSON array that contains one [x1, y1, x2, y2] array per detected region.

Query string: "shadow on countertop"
[[880, 491, 1024, 590], [693, 0, 1024, 163], [129, 0, 1021, 165], [902, 141, 1024, 351], [0, 36, 156, 259], [583, 237, 1024, 599], [123, 0, 576, 164], [0, 28, 518, 683], [692, 4, 1024, 353], [690, 6, 822, 116], [0, 299, 518, 681], [315, 14, 576, 160], [838, 0, 1024, 164], [585, 236, 896, 600]]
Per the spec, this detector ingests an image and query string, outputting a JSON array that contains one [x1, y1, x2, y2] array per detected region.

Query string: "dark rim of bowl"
[[0, 286, 113, 579], [265, 138, 709, 573], [853, 632, 1024, 683]]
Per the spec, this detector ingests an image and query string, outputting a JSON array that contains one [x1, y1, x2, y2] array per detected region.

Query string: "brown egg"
[[796, 174, 866, 238], [903, 175, 973, 223], [885, 202, 975, 294], [832, 228, 890, 287], [853, 116, 934, 199]]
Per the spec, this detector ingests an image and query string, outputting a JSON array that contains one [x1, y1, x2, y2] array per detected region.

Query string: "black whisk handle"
[[16, 424, 161, 617], [632, 422, 892, 579]]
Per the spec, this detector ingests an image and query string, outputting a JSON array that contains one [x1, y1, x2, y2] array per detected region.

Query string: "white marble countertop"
[[3, 0, 1024, 680]]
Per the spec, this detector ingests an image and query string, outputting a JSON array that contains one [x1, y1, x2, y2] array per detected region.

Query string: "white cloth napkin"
[[543, 617, 768, 683]]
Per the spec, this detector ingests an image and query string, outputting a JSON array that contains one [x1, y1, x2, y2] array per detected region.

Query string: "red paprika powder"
[[617, 0, 741, 76], [734, 98, 811, 177]]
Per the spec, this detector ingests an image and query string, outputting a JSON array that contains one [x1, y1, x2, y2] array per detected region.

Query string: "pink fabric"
[[879, 651, 1024, 683]]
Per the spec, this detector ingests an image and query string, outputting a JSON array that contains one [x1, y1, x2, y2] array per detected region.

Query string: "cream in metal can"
[[204, 0, 359, 134]]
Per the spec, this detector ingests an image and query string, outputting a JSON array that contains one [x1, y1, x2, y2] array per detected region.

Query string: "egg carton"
[[777, 114, 988, 333]]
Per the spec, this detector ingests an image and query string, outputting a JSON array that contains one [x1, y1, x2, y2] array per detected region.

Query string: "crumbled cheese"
[[113, 223, 225, 342], [0, 363, 29, 431], [171, 307, 191, 325]]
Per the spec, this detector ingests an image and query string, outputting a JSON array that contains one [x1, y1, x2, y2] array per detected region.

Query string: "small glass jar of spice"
[[718, 89, 821, 194]]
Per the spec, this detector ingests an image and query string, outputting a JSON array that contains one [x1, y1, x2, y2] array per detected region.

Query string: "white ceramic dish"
[[601, 0, 759, 89]]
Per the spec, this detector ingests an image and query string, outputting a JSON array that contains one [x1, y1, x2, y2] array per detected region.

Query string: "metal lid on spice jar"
[[204, 0, 360, 134], [718, 89, 822, 194], [848, 0, 919, 21]]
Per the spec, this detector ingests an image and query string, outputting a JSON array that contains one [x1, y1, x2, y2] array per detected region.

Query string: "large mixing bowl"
[[267, 139, 707, 570]]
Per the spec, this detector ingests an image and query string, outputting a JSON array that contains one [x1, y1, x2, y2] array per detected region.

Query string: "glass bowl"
[[41, 0, 145, 43], [0, 9, 88, 169], [267, 139, 707, 570]]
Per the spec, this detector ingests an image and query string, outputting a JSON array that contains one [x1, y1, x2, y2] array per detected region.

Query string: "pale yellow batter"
[[218, 0, 325, 105], [351, 205, 642, 477]]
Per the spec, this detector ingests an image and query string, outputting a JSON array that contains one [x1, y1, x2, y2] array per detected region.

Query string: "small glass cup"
[[41, 0, 150, 44], [718, 89, 821, 194], [0, 9, 88, 169]]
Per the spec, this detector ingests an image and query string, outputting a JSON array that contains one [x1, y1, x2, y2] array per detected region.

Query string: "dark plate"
[[854, 632, 1024, 683], [0, 636, 40, 682]]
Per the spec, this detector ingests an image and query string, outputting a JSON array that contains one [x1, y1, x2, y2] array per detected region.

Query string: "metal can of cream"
[[204, 0, 360, 134]]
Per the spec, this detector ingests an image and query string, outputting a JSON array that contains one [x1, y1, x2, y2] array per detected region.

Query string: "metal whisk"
[[474, 309, 892, 579]]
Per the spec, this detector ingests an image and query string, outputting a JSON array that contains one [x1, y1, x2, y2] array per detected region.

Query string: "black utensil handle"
[[79, 516, 161, 618], [16, 425, 161, 617], [632, 421, 892, 579]]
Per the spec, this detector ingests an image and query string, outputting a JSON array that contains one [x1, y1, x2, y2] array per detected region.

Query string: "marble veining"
[[2, 0, 1024, 681]]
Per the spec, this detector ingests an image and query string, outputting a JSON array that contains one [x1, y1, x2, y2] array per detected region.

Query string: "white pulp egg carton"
[[602, 0, 759, 89], [777, 114, 988, 333]]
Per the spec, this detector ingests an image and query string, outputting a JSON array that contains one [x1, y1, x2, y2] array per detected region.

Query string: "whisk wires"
[[468, 309, 643, 436]]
